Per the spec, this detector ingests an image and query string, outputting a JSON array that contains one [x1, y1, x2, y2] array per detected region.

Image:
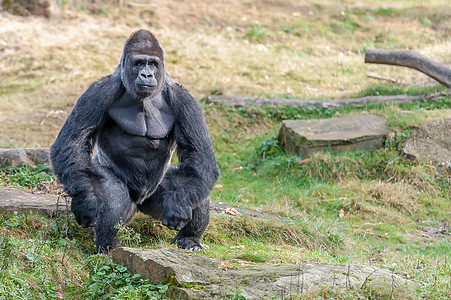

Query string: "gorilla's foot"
[[172, 236, 202, 252]]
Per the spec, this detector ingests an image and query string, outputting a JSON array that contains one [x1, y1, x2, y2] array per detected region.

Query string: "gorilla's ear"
[[119, 53, 126, 83], [120, 53, 125, 68]]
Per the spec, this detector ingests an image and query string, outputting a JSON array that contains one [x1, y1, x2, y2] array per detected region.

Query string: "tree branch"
[[365, 49, 451, 88], [208, 90, 448, 108]]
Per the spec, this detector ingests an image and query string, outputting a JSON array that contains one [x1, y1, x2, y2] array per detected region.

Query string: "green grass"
[[0, 163, 56, 191], [0, 211, 169, 299]]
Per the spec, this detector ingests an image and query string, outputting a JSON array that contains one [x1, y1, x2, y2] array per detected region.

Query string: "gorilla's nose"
[[140, 71, 154, 79]]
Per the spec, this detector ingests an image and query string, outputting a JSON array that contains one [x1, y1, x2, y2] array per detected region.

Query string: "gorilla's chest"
[[108, 94, 174, 139]]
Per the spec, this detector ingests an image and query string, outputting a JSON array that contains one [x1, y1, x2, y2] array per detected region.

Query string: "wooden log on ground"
[[365, 49, 451, 88], [208, 90, 448, 108]]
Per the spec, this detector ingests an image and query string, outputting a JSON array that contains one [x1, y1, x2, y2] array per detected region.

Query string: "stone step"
[[278, 114, 388, 156]]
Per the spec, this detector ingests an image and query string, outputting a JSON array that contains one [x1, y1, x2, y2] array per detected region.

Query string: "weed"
[[244, 23, 268, 44], [331, 15, 362, 33], [115, 221, 142, 248], [225, 289, 249, 299], [420, 17, 432, 27], [373, 7, 401, 17]]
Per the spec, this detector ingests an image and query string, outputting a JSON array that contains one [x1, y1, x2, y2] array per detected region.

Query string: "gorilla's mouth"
[[137, 84, 157, 88]]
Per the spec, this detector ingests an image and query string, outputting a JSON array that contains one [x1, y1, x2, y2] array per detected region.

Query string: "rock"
[[403, 118, 451, 174], [111, 247, 219, 283], [278, 114, 388, 156], [2, 0, 57, 18], [0, 188, 66, 213], [111, 247, 417, 299], [0, 148, 50, 168]]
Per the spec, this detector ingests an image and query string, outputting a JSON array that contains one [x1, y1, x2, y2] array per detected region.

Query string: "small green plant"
[[244, 23, 268, 43], [115, 221, 142, 248], [372, 7, 400, 17], [331, 15, 362, 33], [420, 17, 432, 27], [83, 254, 168, 299], [225, 289, 249, 300]]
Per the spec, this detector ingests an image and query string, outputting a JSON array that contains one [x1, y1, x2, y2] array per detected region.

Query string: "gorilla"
[[50, 29, 220, 253]]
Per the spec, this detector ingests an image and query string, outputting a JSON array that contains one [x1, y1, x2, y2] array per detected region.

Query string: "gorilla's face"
[[120, 30, 165, 100], [129, 55, 161, 98], [122, 54, 163, 100]]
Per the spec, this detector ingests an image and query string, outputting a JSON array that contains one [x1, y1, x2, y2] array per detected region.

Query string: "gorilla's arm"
[[50, 72, 124, 227], [162, 84, 220, 230]]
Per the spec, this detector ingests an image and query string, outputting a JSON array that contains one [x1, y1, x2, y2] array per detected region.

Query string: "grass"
[[1, 94, 450, 298], [1, 0, 450, 298], [0, 212, 169, 299], [0, 163, 57, 191]]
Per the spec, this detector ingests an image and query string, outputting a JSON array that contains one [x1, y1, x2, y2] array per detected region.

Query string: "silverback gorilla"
[[50, 30, 220, 253]]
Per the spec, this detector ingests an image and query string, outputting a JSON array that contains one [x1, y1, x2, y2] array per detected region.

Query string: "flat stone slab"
[[278, 114, 388, 156], [0, 188, 67, 213], [403, 118, 450, 174], [111, 247, 417, 299]]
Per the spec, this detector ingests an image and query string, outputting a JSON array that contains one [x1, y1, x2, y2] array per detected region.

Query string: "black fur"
[[50, 30, 220, 253]]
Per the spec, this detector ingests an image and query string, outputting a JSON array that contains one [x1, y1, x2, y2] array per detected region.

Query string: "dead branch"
[[367, 73, 397, 83], [126, 1, 156, 8], [365, 49, 451, 88], [208, 90, 449, 108]]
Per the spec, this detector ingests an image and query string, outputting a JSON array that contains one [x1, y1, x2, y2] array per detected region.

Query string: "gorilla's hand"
[[71, 192, 99, 228], [162, 195, 192, 231]]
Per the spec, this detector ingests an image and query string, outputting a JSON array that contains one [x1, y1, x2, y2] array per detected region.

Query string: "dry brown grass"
[[0, 0, 450, 146], [336, 177, 443, 225]]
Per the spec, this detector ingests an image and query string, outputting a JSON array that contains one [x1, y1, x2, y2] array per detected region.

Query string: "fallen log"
[[207, 90, 449, 108], [365, 49, 451, 88]]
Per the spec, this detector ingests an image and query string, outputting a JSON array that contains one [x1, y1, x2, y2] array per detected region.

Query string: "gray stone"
[[111, 247, 417, 299], [403, 118, 451, 174], [278, 114, 388, 156], [0, 188, 67, 213], [0, 148, 50, 168]]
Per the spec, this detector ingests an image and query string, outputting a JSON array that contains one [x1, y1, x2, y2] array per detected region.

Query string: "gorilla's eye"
[[134, 60, 144, 67], [150, 61, 157, 67]]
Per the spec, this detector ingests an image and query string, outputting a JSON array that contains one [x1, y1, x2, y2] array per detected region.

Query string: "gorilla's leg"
[[137, 167, 210, 252], [92, 161, 137, 253]]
